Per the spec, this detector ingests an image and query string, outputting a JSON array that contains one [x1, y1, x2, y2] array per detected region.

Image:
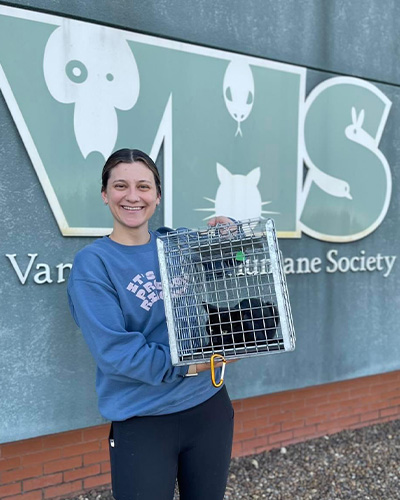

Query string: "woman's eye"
[[139, 185, 150, 190]]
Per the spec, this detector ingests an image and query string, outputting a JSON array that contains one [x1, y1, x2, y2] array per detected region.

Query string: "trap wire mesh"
[[157, 218, 295, 365]]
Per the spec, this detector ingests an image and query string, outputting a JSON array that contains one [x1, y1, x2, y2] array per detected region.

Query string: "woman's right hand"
[[194, 359, 238, 373]]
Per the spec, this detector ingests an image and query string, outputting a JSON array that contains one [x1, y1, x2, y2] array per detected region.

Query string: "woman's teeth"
[[123, 206, 142, 211]]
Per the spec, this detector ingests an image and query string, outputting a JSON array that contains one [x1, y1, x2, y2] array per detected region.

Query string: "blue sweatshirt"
[[67, 231, 221, 421]]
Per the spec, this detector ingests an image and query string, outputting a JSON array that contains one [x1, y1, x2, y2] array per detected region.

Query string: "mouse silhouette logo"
[[223, 60, 254, 137], [43, 20, 140, 159], [300, 77, 392, 242], [196, 163, 279, 220]]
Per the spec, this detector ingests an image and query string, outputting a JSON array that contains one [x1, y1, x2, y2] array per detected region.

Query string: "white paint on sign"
[[5, 254, 72, 284]]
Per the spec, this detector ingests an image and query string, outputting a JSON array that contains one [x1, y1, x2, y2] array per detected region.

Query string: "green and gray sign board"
[[1, 2, 399, 443]]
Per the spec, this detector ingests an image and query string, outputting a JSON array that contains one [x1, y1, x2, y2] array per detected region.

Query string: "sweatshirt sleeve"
[[68, 253, 188, 386]]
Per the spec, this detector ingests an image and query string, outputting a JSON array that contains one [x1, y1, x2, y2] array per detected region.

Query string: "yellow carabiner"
[[211, 353, 227, 388]]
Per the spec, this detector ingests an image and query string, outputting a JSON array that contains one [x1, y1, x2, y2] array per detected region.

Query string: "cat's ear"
[[217, 163, 232, 183], [247, 167, 260, 185], [203, 302, 219, 315]]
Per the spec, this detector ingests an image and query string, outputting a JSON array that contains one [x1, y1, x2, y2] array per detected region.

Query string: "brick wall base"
[[1, 370, 399, 499]]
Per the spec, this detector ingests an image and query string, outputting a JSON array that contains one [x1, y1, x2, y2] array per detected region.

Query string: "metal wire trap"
[[157, 218, 295, 370]]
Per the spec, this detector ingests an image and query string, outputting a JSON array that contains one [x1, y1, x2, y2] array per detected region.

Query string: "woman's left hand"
[[207, 216, 238, 238], [207, 216, 233, 227]]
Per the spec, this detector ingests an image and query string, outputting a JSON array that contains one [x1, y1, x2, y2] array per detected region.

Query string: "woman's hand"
[[194, 359, 238, 373], [207, 216, 233, 227], [207, 216, 238, 238]]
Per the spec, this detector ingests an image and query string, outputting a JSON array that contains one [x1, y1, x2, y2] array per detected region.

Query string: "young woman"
[[68, 148, 235, 500]]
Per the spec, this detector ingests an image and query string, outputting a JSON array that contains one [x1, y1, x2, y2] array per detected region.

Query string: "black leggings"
[[109, 386, 234, 500]]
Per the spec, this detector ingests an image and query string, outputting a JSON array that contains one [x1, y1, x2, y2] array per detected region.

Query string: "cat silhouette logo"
[[0, 6, 392, 242], [196, 163, 279, 221]]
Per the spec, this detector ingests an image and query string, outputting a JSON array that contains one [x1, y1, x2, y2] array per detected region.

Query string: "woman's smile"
[[122, 205, 144, 211]]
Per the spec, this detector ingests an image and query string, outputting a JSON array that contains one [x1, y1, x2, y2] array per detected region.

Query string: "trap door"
[[265, 219, 296, 352], [157, 235, 209, 365]]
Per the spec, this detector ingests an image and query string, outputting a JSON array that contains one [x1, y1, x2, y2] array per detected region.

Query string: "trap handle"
[[210, 354, 226, 388]]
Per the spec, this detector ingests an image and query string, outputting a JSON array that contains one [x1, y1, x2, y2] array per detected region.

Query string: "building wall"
[[1, 370, 399, 500], [1, 2, 400, 499], [1, 0, 400, 445]]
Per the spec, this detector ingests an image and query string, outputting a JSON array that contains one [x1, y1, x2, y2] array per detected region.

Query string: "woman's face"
[[101, 161, 161, 234]]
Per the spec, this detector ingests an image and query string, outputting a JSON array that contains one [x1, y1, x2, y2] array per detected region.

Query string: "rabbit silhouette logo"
[[300, 77, 392, 242]]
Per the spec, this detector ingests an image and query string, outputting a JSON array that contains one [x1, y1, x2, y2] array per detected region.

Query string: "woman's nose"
[[126, 188, 140, 202]]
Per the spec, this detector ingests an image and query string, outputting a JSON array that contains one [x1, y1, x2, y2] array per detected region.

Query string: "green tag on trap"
[[235, 251, 245, 262]]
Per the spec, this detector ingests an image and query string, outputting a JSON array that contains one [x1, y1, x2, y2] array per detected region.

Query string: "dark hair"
[[101, 148, 161, 197]]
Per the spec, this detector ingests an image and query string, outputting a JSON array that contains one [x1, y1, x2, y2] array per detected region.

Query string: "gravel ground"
[[68, 418, 400, 500]]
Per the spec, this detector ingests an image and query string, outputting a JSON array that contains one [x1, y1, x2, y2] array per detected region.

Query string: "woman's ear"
[[101, 190, 108, 205], [156, 196, 161, 206]]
